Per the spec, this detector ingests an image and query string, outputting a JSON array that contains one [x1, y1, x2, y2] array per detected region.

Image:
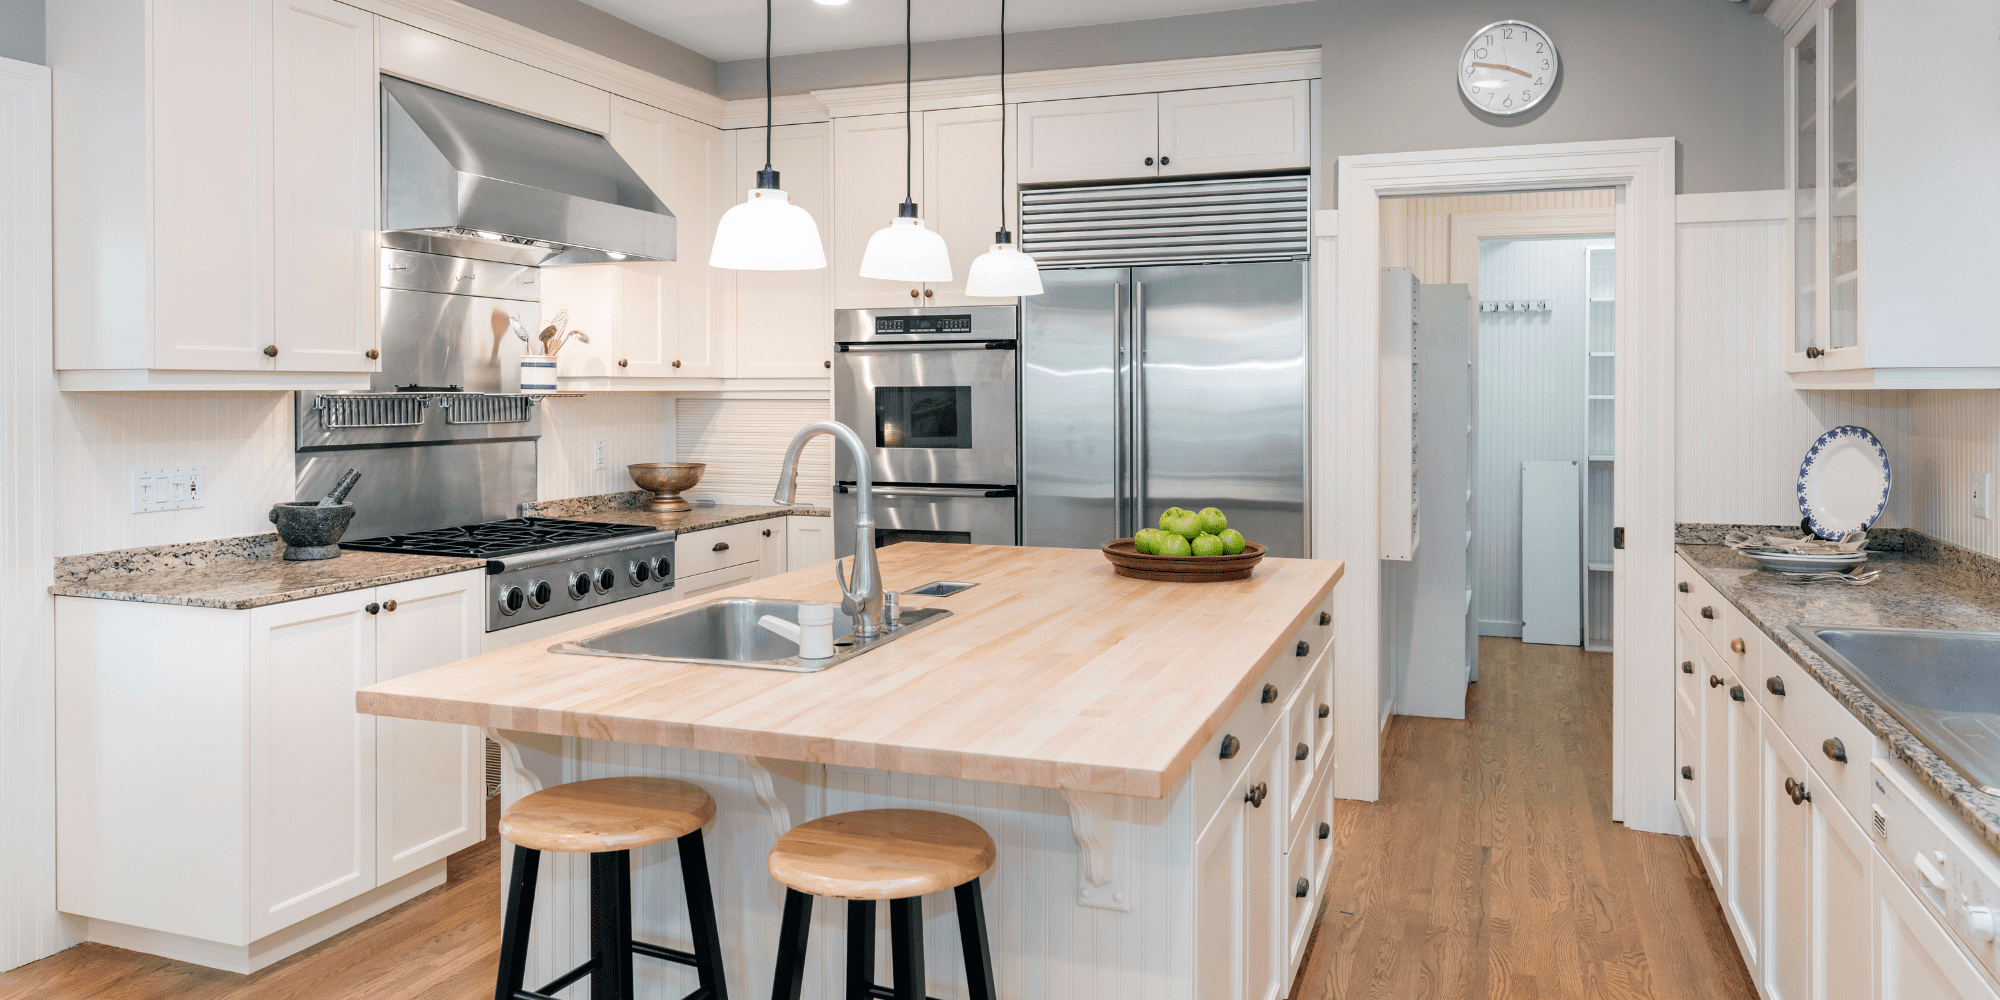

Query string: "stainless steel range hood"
[[380, 75, 675, 266]]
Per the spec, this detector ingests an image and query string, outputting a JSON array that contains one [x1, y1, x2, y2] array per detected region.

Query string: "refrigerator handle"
[[1132, 281, 1148, 528], [1112, 280, 1128, 538]]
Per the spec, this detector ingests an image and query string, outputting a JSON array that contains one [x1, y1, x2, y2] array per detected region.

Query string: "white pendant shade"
[[709, 188, 826, 270], [964, 242, 1043, 297], [859, 216, 952, 282]]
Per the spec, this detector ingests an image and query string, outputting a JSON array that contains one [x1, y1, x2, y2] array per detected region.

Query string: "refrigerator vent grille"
[[1019, 174, 1310, 268], [442, 393, 533, 425]]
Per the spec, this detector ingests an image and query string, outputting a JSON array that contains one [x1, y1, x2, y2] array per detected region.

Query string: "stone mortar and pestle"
[[271, 469, 361, 561]]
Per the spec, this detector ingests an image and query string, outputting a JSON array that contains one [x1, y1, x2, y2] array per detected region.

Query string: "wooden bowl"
[[1100, 538, 1267, 583], [628, 463, 706, 513]]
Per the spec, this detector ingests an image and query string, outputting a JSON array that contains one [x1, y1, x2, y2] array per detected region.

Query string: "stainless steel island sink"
[[1792, 625, 2000, 794], [551, 598, 952, 673]]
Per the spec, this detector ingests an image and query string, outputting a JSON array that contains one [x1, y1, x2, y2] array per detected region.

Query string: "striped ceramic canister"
[[519, 355, 558, 394]]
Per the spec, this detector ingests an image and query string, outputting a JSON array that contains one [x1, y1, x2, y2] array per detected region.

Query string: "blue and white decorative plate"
[[1797, 425, 1891, 539]]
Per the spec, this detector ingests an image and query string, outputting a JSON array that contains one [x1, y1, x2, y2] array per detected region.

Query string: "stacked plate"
[[1740, 549, 1869, 575]]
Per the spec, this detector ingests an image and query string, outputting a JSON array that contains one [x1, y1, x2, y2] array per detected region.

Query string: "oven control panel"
[[487, 536, 677, 632]]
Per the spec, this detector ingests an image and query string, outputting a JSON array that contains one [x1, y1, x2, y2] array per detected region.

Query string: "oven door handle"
[[835, 340, 1017, 353], [837, 484, 1018, 499]]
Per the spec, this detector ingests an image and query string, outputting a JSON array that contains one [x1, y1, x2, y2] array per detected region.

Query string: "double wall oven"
[[831, 306, 1020, 558]]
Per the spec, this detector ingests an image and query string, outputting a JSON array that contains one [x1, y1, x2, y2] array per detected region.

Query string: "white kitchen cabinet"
[[1727, 660, 1766, 975], [833, 112, 935, 309], [55, 569, 486, 972], [1764, 714, 1818, 1000], [1157, 82, 1312, 178], [922, 105, 1015, 306], [786, 516, 837, 572], [1782, 0, 2000, 383], [754, 519, 788, 578], [52, 0, 381, 389], [1017, 93, 1159, 184], [1196, 732, 1284, 1000], [1017, 83, 1311, 185], [1699, 645, 1731, 882], [1875, 852, 2000, 1000], [733, 123, 836, 377], [1816, 783, 1874, 1000]]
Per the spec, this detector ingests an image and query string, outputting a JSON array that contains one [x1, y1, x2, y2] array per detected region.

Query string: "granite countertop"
[[49, 534, 488, 610], [520, 491, 829, 532], [1678, 539, 2000, 850]]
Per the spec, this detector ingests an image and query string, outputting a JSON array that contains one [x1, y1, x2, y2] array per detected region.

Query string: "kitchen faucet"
[[773, 420, 885, 637]]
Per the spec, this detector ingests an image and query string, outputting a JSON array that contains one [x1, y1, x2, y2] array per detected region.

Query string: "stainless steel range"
[[340, 519, 677, 632]]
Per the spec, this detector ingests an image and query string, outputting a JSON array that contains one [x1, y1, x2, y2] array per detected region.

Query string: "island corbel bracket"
[[484, 728, 545, 796], [1061, 789, 1132, 912]]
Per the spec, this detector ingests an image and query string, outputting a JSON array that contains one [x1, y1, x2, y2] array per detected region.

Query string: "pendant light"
[[858, 0, 952, 282], [710, 0, 826, 270], [963, 0, 1042, 297]]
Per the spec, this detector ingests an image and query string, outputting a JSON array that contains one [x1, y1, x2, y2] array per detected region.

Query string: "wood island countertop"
[[357, 543, 1343, 799]]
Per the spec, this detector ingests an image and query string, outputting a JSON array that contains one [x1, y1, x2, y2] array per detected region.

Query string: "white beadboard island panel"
[[675, 398, 833, 506]]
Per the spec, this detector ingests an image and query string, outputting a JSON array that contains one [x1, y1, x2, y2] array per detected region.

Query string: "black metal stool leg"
[[770, 888, 814, 1000], [591, 851, 636, 1000], [887, 897, 925, 1000], [953, 879, 997, 1000], [845, 900, 876, 1000], [495, 845, 541, 1000], [675, 830, 730, 1000]]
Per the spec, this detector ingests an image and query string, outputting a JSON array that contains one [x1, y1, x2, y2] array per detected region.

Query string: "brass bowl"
[[628, 463, 706, 513]]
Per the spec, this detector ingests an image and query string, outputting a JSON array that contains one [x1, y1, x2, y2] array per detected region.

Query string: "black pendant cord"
[[754, 0, 777, 189], [995, 0, 1009, 244], [902, 0, 914, 214]]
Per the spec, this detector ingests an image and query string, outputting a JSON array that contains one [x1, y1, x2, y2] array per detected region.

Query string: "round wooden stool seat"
[[768, 808, 996, 900], [499, 776, 715, 853]]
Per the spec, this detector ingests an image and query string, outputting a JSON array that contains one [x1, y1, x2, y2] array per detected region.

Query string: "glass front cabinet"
[[1779, 0, 2000, 384]]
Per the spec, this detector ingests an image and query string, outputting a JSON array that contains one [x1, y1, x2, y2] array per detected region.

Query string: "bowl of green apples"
[[1101, 506, 1266, 582]]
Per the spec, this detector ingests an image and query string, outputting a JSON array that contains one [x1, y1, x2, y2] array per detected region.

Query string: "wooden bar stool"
[[766, 808, 998, 1000], [495, 776, 729, 1000]]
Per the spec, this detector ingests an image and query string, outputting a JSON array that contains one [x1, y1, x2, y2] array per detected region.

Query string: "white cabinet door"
[[1016, 93, 1158, 184], [1728, 669, 1766, 977], [786, 516, 837, 572], [1240, 735, 1285, 1000], [150, 0, 271, 371], [734, 122, 835, 378], [1765, 716, 1815, 1000], [1876, 854, 2000, 1000], [1700, 649, 1731, 881], [833, 113, 929, 308], [248, 588, 378, 938], [664, 114, 727, 378], [598, 99, 685, 379], [1157, 82, 1310, 177], [1195, 772, 1246, 1000], [755, 519, 787, 579], [1816, 790, 1872, 1000], [374, 572, 484, 882], [922, 106, 1013, 306], [272, 0, 376, 373]]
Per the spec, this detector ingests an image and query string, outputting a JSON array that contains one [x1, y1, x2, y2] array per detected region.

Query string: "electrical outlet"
[[132, 466, 203, 513], [592, 440, 607, 472], [1975, 472, 1992, 520]]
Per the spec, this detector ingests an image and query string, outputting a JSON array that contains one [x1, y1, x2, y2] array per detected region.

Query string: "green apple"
[[1196, 507, 1228, 535], [1157, 532, 1193, 557], [1163, 509, 1203, 539], [1218, 528, 1247, 554], [1157, 507, 1186, 531], [1191, 532, 1226, 557], [1133, 529, 1159, 554]]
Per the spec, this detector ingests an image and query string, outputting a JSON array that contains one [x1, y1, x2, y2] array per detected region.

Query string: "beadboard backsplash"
[[674, 397, 833, 506], [537, 393, 673, 503], [1908, 389, 2000, 559]]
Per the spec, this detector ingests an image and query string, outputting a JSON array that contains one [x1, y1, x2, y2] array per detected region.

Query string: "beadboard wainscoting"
[[1908, 389, 2000, 559], [536, 393, 674, 502], [674, 397, 834, 506]]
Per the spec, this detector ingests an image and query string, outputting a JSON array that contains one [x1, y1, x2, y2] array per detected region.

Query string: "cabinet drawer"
[[671, 561, 760, 603], [1721, 603, 1761, 706], [1677, 613, 1701, 723], [676, 521, 765, 577], [1691, 573, 1725, 650], [1676, 712, 1699, 838], [1756, 633, 1879, 819], [1675, 554, 1700, 621], [1284, 811, 1316, 971], [1193, 656, 1310, 832], [1285, 648, 1331, 843]]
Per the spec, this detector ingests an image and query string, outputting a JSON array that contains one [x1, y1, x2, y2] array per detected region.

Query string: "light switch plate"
[[132, 466, 203, 513], [1975, 472, 1992, 520], [592, 440, 607, 471]]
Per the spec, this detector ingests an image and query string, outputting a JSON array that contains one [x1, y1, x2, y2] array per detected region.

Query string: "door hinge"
[[1612, 526, 1625, 550]]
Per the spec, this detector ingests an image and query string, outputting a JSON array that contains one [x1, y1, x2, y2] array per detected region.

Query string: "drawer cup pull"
[[1730, 638, 1746, 655], [1678, 581, 1691, 593], [1682, 660, 1693, 674], [1261, 683, 1279, 704], [1319, 611, 1330, 626], [1701, 606, 1716, 619], [1294, 877, 1309, 898], [1318, 703, 1330, 719], [1823, 737, 1848, 763], [1218, 734, 1240, 760], [1296, 640, 1310, 657], [1730, 684, 1746, 702], [1766, 676, 1786, 697], [1295, 742, 1309, 761], [713, 542, 730, 551], [1318, 822, 1330, 840], [1682, 765, 1694, 780]]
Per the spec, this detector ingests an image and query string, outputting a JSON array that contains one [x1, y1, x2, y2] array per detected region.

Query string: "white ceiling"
[[577, 0, 1307, 62]]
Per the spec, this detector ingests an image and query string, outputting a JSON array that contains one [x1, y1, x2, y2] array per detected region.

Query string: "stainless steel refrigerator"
[[1020, 261, 1308, 557]]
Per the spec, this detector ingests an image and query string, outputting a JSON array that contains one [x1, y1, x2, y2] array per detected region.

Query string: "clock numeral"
[[1523, 90, 1533, 100], [1503, 97, 1514, 108], [1542, 60, 1550, 69], [1535, 77, 1543, 86], [1536, 42, 1546, 53], [1467, 65, 1476, 75], [1474, 47, 1487, 59], [1484, 34, 1494, 46], [1502, 27, 1514, 38], [1486, 93, 1497, 105]]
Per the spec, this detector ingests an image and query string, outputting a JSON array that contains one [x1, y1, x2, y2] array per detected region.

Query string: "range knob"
[[653, 556, 673, 581], [594, 568, 616, 594], [497, 585, 525, 616], [568, 572, 591, 600], [628, 559, 653, 586], [524, 579, 552, 610]]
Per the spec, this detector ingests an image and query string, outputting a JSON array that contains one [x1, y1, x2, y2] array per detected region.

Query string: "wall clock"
[[1459, 20, 1558, 115]]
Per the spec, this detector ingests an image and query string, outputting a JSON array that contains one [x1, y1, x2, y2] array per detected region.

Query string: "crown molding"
[[347, 0, 728, 127], [1762, 0, 1816, 32], [723, 47, 1320, 124]]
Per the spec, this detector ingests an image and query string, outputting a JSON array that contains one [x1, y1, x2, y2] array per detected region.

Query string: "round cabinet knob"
[[1160, 156, 1171, 166], [1144, 156, 1154, 166], [1295, 742, 1309, 761], [1823, 737, 1848, 763], [1261, 683, 1279, 704], [365, 602, 380, 615], [497, 586, 525, 616], [1730, 638, 1746, 655], [762, 528, 772, 537], [1218, 734, 1240, 760], [1682, 765, 1694, 780], [1318, 822, 1330, 840], [1296, 640, 1311, 657], [1678, 581, 1691, 593], [618, 358, 629, 368], [910, 289, 921, 299], [382, 599, 397, 612], [263, 345, 279, 358], [1700, 606, 1716, 619], [1730, 684, 1746, 703], [1766, 676, 1787, 697], [1785, 776, 1811, 805], [365, 348, 380, 360], [1682, 660, 1694, 674], [671, 360, 681, 368], [1318, 703, 1330, 719], [1806, 346, 1825, 359], [824, 360, 832, 369], [1319, 611, 1330, 626], [1244, 782, 1267, 808], [1968, 906, 1997, 943], [1294, 877, 1309, 898], [1709, 675, 1724, 688]]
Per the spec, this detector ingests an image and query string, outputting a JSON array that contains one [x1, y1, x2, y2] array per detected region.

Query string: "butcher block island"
[[359, 542, 1343, 1000]]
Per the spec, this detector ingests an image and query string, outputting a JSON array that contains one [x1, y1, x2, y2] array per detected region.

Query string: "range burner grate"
[[339, 518, 659, 559]]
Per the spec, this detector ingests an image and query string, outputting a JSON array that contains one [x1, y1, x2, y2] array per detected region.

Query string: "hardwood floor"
[[1288, 637, 1755, 1000], [8, 636, 1751, 1000]]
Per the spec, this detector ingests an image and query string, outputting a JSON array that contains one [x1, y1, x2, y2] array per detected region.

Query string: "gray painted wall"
[[0, 0, 41, 66], [457, 0, 716, 95], [720, 0, 1782, 196]]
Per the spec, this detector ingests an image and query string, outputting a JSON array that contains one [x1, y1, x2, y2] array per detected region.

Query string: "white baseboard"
[[1477, 619, 1523, 638], [79, 861, 447, 974]]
